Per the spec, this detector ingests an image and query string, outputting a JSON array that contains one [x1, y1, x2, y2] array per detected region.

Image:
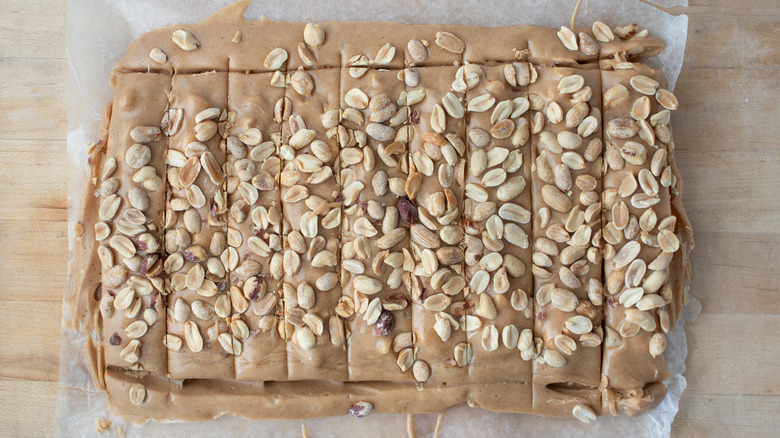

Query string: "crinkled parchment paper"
[[61, 1, 695, 436]]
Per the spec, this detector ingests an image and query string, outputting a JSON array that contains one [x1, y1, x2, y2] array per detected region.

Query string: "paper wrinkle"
[[61, 1, 691, 436]]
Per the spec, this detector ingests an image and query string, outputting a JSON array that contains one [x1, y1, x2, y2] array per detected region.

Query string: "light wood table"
[[1, 0, 778, 436]]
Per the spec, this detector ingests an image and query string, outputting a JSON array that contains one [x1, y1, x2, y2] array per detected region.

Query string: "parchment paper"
[[61, 1, 695, 436]]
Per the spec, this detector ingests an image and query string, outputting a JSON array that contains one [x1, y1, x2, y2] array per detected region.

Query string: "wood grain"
[[0, 0, 68, 436], [0, 0, 66, 60], [685, 0, 780, 69], [686, 314, 780, 396], [0, 381, 58, 437], [0, 138, 68, 303], [0, 140, 68, 222], [673, 393, 780, 438], [0, 58, 67, 141], [1, 0, 779, 436], [0, 301, 62, 382]]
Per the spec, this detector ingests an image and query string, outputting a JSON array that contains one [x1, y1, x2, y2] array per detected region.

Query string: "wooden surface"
[[0, 0, 778, 436]]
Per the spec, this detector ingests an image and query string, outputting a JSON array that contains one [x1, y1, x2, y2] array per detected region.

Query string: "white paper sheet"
[[61, 1, 694, 436]]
